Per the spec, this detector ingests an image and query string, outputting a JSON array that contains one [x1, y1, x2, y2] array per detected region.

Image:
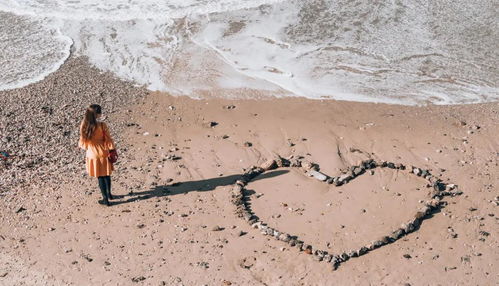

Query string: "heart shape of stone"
[[229, 156, 461, 270]]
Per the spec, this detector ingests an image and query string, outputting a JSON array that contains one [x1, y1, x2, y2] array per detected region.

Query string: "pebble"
[[212, 225, 224, 231], [131, 276, 146, 283]]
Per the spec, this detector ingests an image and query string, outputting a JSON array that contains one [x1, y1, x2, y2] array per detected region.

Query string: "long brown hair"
[[80, 104, 102, 141]]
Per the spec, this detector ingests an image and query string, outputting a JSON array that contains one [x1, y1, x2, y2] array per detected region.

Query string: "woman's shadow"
[[111, 169, 289, 206]]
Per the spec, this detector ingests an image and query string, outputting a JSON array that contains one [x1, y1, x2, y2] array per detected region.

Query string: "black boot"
[[105, 176, 114, 200], [98, 177, 110, 206]]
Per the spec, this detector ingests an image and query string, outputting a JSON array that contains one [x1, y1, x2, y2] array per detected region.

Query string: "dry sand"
[[0, 57, 498, 285]]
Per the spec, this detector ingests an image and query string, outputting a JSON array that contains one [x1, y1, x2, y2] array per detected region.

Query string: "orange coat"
[[79, 122, 116, 177]]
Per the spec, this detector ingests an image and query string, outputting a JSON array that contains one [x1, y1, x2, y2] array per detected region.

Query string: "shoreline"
[[1, 56, 498, 285]]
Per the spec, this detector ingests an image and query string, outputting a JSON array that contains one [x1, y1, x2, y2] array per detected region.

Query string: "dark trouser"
[[98, 176, 112, 204]]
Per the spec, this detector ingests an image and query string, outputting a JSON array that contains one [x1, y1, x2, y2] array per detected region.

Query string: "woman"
[[79, 104, 117, 206]]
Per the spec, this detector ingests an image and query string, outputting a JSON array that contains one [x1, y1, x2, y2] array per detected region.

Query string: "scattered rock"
[[212, 225, 224, 232], [131, 276, 146, 283], [197, 261, 209, 269], [461, 255, 471, 263], [81, 254, 93, 262], [478, 230, 490, 237], [204, 121, 218, 128]]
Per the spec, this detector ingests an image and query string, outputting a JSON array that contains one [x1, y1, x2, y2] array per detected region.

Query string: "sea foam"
[[1, 0, 498, 105], [0, 12, 72, 91]]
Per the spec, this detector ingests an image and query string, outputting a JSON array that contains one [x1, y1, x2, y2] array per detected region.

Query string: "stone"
[[402, 222, 415, 233], [231, 184, 243, 193], [236, 180, 246, 186], [260, 159, 277, 171], [340, 252, 349, 261], [243, 169, 261, 180], [390, 229, 405, 240], [131, 276, 146, 283], [357, 247, 368, 256], [205, 121, 218, 128], [331, 256, 341, 270], [81, 254, 93, 262], [368, 239, 385, 250], [379, 236, 390, 244], [313, 253, 324, 261], [425, 199, 441, 209], [242, 212, 253, 222], [265, 228, 274, 236], [274, 156, 284, 167], [278, 233, 291, 242], [338, 174, 351, 183], [212, 225, 224, 231], [403, 254, 412, 259], [301, 160, 317, 171], [412, 167, 422, 176], [295, 241, 304, 250], [272, 230, 281, 238], [251, 222, 262, 229], [420, 205, 432, 215], [433, 181, 446, 192], [414, 211, 426, 220], [352, 166, 364, 176], [303, 246, 313, 255], [308, 170, 328, 181], [288, 157, 301, 167], [362, 159, 376, 169], [421, 169, 430, 178], [395, 163, 405, 169], [348, 250, 358, 258], [478, 230, 490, 237], [243, 141, 252, 147]]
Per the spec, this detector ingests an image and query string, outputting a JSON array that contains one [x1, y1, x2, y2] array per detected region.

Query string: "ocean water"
[[0, 0, 498, 105]]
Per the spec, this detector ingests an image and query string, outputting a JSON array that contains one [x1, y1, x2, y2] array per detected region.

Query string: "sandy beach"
[[0, 57, 498, 285]]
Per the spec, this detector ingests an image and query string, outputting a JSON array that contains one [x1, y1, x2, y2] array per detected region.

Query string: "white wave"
[[62, 18, 181, 92], [0, 12, 72, 91], [189, 0, 499, 105], [0, 0, 286, 20]]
